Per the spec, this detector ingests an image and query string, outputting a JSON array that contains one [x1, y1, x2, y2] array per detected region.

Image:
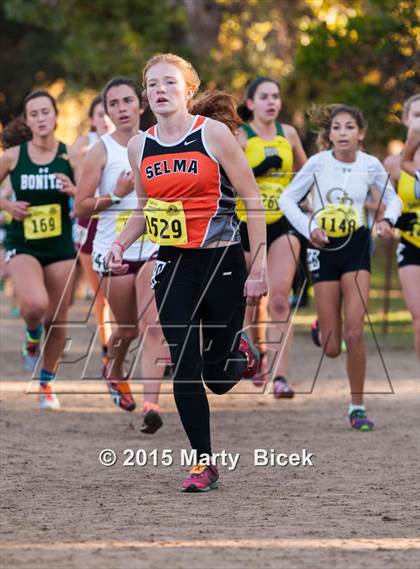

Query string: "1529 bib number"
[[144, 198, 187, 245], [23, 203, 62, 240]]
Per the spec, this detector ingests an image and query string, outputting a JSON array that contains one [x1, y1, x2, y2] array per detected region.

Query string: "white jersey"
[[92, 133, 157, 262], [279, 150, 401, 240], [87, 131, 99, 149]]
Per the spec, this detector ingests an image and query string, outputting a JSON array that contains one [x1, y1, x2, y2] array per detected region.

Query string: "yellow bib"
[[398, 170, 420, 248], [23, 204, 62, 240], [115, 211, 144, 242], [315, 204, 359, 237], [144, 198, 188, 245], [237, 124, 293, 224]]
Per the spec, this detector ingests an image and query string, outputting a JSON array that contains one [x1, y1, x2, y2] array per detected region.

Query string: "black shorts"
[[396, 238, 420, 268], [4, 248, 76, 268], [240, 216, 300, 253], [307, 227, 371, 284]]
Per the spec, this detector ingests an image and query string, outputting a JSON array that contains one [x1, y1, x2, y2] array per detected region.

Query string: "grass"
[[292, 238, 414, 348]]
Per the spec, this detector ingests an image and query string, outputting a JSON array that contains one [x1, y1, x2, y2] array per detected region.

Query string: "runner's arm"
[[74, 142, 112, 216], [111, 133, 147, 251], [279, 154, 320, 240], [369, 158, 401, 225], [205, 119, 267, 301], [283, 124, 307, 171], [401, 127, 420, 177]]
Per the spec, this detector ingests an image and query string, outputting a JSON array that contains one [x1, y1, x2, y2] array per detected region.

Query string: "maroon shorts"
[[92, 250, 158, 277], [75, 217, 98, 255]]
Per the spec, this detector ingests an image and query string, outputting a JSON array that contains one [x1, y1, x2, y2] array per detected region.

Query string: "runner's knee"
[[20, 298, 48, 321], [344, 329, 364, 351]]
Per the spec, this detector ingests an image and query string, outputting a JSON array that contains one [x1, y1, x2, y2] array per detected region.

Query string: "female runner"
[[237, 77, 307, 395], [280, 104, 401, 430], [107, 54, 268, 492], [0, 92, 77, 410], [75, 77, 168, 434], [71, 95, 113, 361], [384, 95, 420, 356]]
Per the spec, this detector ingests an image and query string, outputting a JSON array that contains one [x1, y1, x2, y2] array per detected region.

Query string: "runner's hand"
[[310, 228, 329, 248], [105, 242, 129, 275], [115, 171, 134, 198], [56, 173, 76, 197], [376, 220, 393, 239], [5, 200, 30, 221], [244, 271, 268, 306]]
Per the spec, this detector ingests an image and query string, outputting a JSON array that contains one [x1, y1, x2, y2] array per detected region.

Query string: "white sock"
[[349, 403, 365, 415]]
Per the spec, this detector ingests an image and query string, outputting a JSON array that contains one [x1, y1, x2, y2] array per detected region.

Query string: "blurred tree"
[[1, 0, 188, 123], [1, 0, 417, 152], [287, 0, 418, 151]]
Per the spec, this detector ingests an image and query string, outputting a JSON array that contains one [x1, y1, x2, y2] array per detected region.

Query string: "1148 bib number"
[[315, 204, 359, 237]]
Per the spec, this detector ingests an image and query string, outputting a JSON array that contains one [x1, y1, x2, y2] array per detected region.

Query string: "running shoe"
[[21, 340, 41, 372], [239, 332, 260, 379], [273, 376, 295, 399], [310, 318, 321, 347], [252, 351, 267, 386], [101, 366, 136, 412], [39, 384, 61, 411], [140, 409, 163, 434], [181, 464, 219, 493], [349, 409, 374, 431]]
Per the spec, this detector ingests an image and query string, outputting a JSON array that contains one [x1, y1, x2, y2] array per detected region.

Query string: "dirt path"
[[1, 297, 419, 568]]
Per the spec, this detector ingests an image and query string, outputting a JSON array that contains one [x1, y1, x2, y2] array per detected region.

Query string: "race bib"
[[23, 204, 62, 240], [144, 198, 187, 245], [315, 204, 359, 237], [259, 182, 284, 224], [115, 210, 144, 242], [236, 182, 284, 224], [401, 209, 420, 248]]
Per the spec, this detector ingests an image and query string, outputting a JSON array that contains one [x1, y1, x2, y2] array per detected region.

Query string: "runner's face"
[[91, 103, 113, 136], [247, 82, 281, 123], [329, 113, 364, 152], [105, 85, 141, 131], [404, 99, 420, 129], [25, 97, 57, 138], [145, 63, 192, 115]]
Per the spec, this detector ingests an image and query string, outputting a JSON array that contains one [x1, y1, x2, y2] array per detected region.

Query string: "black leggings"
[[153, 244, 248, 458]]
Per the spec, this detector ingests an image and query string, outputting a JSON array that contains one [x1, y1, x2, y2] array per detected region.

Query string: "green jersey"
[[5, 141, 75, 258]]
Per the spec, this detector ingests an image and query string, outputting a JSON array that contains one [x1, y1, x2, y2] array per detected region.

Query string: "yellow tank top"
[[398, 170, 420, 248], [237, 122, 293, 224]]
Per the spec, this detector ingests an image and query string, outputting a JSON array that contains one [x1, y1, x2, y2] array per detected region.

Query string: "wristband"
[[113, 240, 125, 252], [109, 191, 121, 204]]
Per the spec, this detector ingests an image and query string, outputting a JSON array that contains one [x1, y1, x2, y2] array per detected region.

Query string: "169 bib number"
[[23, 204, 62, 240]]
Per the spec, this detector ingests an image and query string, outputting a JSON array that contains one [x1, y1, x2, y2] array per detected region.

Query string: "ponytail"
[[191, 90, 242, 134], [1, 116, 32, 149]]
